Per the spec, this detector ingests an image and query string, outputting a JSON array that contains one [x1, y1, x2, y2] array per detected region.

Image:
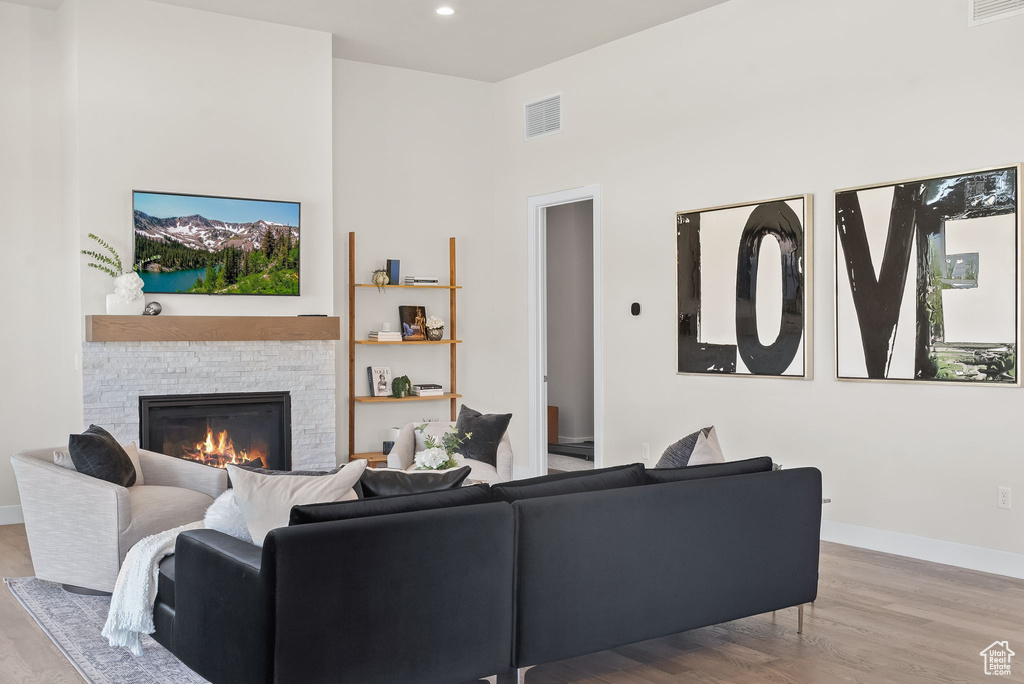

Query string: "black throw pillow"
[[490, 464, 645, 503], [455, 405, 512, 468], [68, 425, 137, 487], [645, 456, 773, 485], [289, 483, 491, 526], [359, 466, 471, 498]]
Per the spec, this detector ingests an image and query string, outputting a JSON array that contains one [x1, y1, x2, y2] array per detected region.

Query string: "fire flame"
[[181, 426, 266, 469]]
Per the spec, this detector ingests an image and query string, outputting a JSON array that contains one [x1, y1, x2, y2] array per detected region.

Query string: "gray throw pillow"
[[656, 426, 713, 468], [454, 405, 512, 468], [68, 425, 137, 487]]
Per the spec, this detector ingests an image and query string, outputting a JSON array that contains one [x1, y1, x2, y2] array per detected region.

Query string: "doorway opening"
[[527, 185, 602, 478]]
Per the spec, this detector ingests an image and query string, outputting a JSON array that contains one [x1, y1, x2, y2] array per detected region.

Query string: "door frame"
[[526, 184, 603, 478]]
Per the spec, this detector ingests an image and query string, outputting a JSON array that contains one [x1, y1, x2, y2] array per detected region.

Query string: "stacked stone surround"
[[82, 340, 336, 471]]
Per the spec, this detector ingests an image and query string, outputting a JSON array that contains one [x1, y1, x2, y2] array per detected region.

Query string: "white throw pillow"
[[227, 461, 367, 546], [686, 426, 725, 466], [53, 441, 144, 485], [204, 490, 253, 544]]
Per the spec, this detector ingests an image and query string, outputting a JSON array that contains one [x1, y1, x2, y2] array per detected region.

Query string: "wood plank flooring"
[[1, 523, 1021, 683]]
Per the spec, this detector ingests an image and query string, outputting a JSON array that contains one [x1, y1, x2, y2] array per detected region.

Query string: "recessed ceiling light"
[[436, 6, 455, 15]]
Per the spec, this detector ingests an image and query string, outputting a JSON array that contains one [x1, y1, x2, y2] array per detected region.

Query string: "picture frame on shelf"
[[399, 305, 427, 341], [368, 366, 392, 397]]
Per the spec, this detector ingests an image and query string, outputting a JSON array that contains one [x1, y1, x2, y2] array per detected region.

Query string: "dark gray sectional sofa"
[[152, 458, 822, 683]]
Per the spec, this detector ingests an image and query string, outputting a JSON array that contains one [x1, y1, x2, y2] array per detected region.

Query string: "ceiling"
[[11, 0, 729, 82]]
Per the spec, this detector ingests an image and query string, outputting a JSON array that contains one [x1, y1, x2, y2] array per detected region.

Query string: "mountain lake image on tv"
[[133, 191, 300, 296]]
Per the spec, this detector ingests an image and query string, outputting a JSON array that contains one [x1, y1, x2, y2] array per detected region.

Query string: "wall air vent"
[[524, 94, 561, 140], [969, 0, 1024, 25]]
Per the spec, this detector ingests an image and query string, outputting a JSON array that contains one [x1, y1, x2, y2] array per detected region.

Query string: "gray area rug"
[[5, 577, 208, 684]]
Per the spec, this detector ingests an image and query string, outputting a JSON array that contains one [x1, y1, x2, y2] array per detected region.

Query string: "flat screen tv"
[[133, 190, 300, 296]]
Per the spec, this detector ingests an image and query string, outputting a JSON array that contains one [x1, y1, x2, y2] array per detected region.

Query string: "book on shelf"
[[412, 383, 442, 390], [369, 331, 403, 341], [403, 276, 440, 285], [410, 388, 445, 396]]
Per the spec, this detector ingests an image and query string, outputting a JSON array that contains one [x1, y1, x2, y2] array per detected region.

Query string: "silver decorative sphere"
[[143, 301, 162, 316]]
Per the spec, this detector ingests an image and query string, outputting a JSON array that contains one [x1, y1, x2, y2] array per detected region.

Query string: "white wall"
[[489, 0, 1024, 555], [546, 200, 594, 441], [333, 59, 493, 456], [0, 3, 74, 517], [68, 0, 334, 318]]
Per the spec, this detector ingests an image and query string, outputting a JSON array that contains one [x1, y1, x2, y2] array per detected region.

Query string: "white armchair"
[[387, 421, 513, 483], [11, 447, 227, 593]]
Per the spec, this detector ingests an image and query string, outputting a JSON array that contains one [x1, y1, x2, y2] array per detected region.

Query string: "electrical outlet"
[[998, 487, 1011, 510], [641, 443, 650, 461]]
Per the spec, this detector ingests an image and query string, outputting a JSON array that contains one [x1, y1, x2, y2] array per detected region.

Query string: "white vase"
[[106, 293, 146, 315]]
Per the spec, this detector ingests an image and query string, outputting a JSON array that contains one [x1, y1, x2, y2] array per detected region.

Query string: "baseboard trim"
[[0, 505, 24, 526], [821, 520, 1024, 580]]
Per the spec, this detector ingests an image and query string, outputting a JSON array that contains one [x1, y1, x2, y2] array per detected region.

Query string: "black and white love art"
[[676, 195, 811, 378], [835, 165, 1021, 384]]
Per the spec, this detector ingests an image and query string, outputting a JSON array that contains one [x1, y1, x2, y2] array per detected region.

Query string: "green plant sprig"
[[81, 233, 125, 279]]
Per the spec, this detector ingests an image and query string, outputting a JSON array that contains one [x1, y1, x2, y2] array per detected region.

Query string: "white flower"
[[426, 316, 445, 330], [414, 447, 449, 470], [113, 272, 145, 303]]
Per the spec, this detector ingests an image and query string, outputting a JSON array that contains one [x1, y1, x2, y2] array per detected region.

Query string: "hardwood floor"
[[1, 523, 1021, 683]]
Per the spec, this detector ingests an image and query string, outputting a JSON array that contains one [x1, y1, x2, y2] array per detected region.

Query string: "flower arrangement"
[[413, 424, 472, 471], [425, 316, 445, 331], [371, 268, 390, 292]]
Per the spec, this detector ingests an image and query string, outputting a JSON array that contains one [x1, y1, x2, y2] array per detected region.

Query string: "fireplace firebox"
[[139, 392, 291, 470]]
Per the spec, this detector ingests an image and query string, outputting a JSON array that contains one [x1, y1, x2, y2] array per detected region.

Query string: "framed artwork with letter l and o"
[[835, 165, 1021, 385], [676, 195, 812, 378]]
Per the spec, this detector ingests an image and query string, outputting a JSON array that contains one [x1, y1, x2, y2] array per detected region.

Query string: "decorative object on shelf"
[[425, 316, 445, 341], [836, 165, 1020, 384], [677, 195, 812, 378], [391, 375, 412, 398], [133, 191, 300, 297], [399, 305, 427, 340], [372, 268, 390, 292], [367, 366, 392, 397], [142, 301, 162, 316], [82, 233, 148, 315], [386, 259, 400, 285], [413, 423, 471, 471], [382, 440, 395, 455]]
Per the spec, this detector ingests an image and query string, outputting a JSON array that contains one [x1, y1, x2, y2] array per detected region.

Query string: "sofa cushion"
[[68, 425, 137, 487], [490, 464, 645, 503], [455, 405, 512, 468], [227, 461, 366, 545], [157, 555, 175, 609], [119, 485, 214, 560], [289, 483, 492, 525], [203, 490, 252, 543], [646, 456, 773, 485], [359, 465, 471, 498]]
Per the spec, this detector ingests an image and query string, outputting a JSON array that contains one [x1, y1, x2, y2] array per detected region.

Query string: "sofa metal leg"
[[495, 666, 532, 683], [798, 604, 804, 634]]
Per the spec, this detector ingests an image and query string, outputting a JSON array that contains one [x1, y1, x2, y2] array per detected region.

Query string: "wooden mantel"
[[85, 315, 341, 342]]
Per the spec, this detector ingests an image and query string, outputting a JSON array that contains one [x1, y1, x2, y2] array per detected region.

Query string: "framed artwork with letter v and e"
[[835, 165, 1021, 385], [676, 195, 812, 379]]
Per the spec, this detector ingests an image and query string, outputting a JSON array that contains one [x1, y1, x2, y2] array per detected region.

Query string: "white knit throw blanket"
[[101, 521, 203, 656]]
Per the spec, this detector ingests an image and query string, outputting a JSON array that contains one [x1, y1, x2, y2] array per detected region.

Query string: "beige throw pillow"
[[227, 461, 367, 545], [685, 426, 725, 466]]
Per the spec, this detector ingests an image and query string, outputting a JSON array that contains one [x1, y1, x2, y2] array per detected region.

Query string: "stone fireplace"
[[82, 339, 336, 471]]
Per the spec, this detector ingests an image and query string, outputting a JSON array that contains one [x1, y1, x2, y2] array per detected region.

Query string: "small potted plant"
[[371, 268, 390, 292], [413, 424, 472, 471], [425, 316, 445, 341], [391, 375, 411, 398], [81, 233, 146, 315]]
